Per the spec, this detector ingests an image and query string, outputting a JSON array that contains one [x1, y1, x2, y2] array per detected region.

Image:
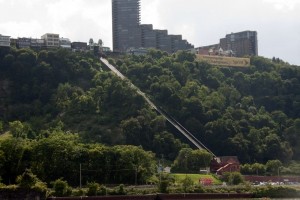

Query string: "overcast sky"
[[0, 0, 299, 65]]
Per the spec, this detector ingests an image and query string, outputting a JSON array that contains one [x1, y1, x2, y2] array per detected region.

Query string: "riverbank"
[[47, 193, 253, 200], [1, 183, 300, 200]]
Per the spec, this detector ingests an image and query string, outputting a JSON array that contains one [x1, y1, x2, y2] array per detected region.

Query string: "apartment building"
[[30, 39, 45, 49], [41, 33, 59, 48], [71, 42, 88, 52], [0, 34, 10, 47], [59, 37, 71, 49], [112, 0, 142, 52], [220, 31, 258, 57], [17, 37, 31, 48], [16, 37, 45, 49], [112, 0, 193, 53], [197, 30, 258, 57]]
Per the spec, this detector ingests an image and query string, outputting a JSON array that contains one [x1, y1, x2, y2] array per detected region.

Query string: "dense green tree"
[[266, 160, 283, 175], [181, 176, 194, 192], [16, 169, 46, 190], [252, 163, 266, 175], [0, 137, 29, 184], [112, 145, 156, 184], [153, 131, 186, 160], [86, 182, 100, 196], [175, 51, 195, 63], [284, 119, 300, 159], [1, 46, 300, 168], [9, 121, 32, 138], [51, 178, 72, 197], [30, 131, 80, 184], [172, 148, 213, 173], [241, 163, 266, 175], [0, 121, 3, 132], [222, 172, 244, 185]]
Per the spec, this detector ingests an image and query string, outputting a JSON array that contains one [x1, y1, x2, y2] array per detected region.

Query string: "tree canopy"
[[0, 47, 299, 177]]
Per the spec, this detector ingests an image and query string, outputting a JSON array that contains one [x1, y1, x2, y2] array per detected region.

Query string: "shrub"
[[16, 169, 47, 193], [157, 173, 174, 193], [51, 178, 72, 197], [117, 184, 126, 195], [0, 121, 3, 132], [16, 169, 39, 189], [146, 175, 159, 185], [86, 182, 100, 196], [98, 185, 108, 196], [253, 186, 300, 198], [109, 184, 127, 195], [31, 181, 48, 193], [159, 180, 169, 193], [181, 176, 194, 193], [72, 188, 86, 197], [193, 185, 205, 193], [222, 172, 244, 185]]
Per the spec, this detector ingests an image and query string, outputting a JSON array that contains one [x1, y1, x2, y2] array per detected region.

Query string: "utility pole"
[[80, 163, 82, 189], [158, 160, 162, 186], [135, 166, 138, 185], [161, 154, 164, 171]]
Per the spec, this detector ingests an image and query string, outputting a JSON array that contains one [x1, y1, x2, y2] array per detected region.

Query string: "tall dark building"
[[220, 31, 258, 57], [140, 24, 156, 49], [112, 0, 141, 52], [112, 0, 194, 53]]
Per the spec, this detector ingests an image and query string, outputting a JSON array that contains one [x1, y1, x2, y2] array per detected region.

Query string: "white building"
[[59, 37, 71, 49], [30, 39, 45, 49], [0, 34, 10, 47], [41, 33, 59, 48]]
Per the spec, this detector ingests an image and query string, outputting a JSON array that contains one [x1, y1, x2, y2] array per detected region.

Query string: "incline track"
[[100, 57, 215, 157]]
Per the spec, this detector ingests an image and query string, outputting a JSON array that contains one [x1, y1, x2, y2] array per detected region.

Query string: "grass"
[[171, 173, 222, 185]]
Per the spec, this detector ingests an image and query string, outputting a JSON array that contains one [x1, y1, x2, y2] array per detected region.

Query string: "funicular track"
[[100, 57, 215, 157]]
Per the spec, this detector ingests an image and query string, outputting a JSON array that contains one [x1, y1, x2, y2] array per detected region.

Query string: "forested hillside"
[[110, 50, 300, 163], [0, 47, 300, 167]]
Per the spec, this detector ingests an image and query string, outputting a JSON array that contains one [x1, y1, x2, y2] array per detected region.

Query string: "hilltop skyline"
[[0, 0, 299, 65]]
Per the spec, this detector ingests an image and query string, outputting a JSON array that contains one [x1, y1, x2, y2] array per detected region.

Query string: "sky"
[[0, 0, 299, 65]]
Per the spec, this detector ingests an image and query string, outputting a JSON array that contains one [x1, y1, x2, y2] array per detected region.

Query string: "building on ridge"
[[196, 30, 258, 58], [41, 33, 59, 48], [71, 42, 88, 52], [0, 34, 11, 47], [59, 37, 71, 49], [140, 24, 157, 49], [112, 0, 142, 52], [17, 37, 31, 49], [30, 38, 45, 50], [220, 31, 258, 57], [112, 0, 194, 53]]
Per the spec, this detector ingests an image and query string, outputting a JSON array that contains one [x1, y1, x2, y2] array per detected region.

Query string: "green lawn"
[[171, 173, 222, 185]]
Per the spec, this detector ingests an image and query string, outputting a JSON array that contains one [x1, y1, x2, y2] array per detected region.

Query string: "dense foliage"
[[0, 128, 155, 185], [111, 49, 300, 163], [171, 148, 213, 173], [0, 47, 300, 186], [0, 47, 186, 162]]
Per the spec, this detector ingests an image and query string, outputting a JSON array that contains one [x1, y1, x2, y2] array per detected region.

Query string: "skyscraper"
[[112, 0, 141, 52], [220, 31, 258, 57], [112, 0, 194, 53]]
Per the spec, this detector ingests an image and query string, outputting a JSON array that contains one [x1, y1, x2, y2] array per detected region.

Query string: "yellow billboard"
[[196, 55, 250, 67]]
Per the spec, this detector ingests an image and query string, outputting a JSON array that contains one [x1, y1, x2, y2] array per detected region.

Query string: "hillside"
[[0, 47, 300, 164]]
